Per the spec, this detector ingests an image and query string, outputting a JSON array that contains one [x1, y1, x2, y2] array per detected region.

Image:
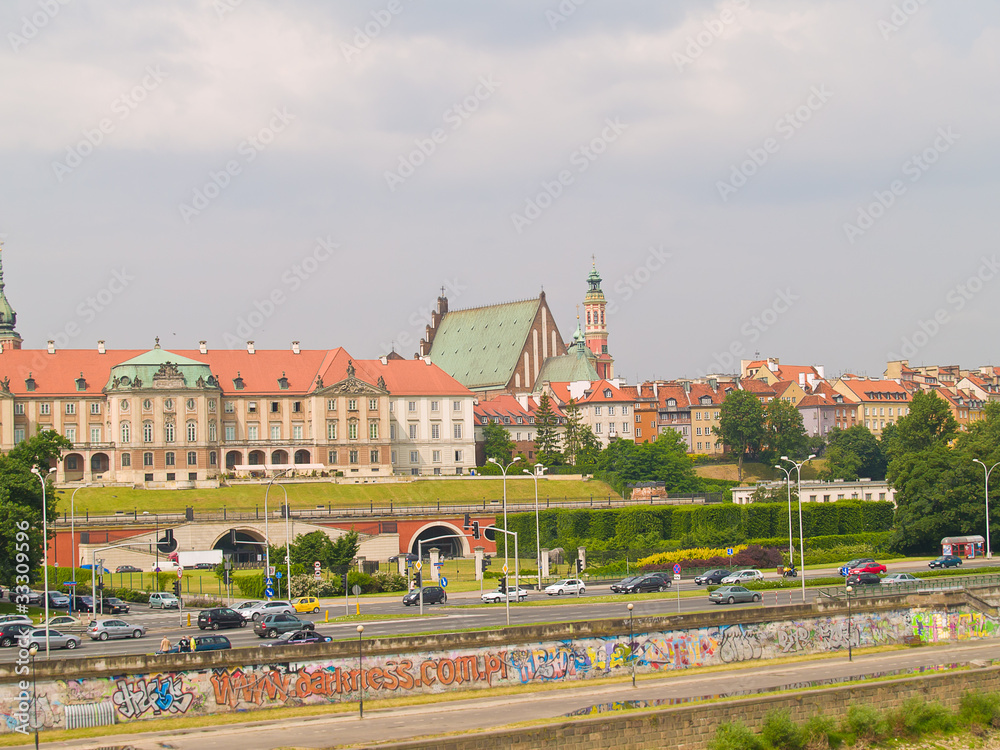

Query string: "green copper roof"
[[535, 343, 599, 385], [428, 299, 541, 390], [0, 250, 19, 335], [105, 345, 215, 391]]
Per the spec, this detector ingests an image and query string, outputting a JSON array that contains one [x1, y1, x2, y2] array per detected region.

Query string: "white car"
[[882, 573, 919, 585], [243, 601, 294, 621], [721, 570, 764, 585], [0, 615, 32, 626], [481, 587, 529, 604], [544, 579, 586, 596], [41, 615, 85, 629]]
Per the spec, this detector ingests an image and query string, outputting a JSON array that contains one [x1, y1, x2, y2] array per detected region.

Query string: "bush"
[[760, 710, 802, 750], [709, 721, 764, 750], [959, 691, 1000, 727], [842, 705, 889, 743], [800, 715, 843, 749], [887, 697, 955, 737]]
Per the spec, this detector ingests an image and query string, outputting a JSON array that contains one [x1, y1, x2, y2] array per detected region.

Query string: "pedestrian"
[[159, 635, 171, 653]]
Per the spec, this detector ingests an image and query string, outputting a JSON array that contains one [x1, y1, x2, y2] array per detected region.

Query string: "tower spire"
[[0, 243, 23, 350], [582, 260, 612, 379]]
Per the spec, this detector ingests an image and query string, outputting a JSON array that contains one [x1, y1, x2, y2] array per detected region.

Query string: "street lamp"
[[488, 456, 521, 568], [69, 483, 89, 580], [781, 454, 815, 603], [356, 624, 365, 718], [141, 512, 160, 571], [275, 482, 292, 598], [523, 463, 546, 590], [845, 584, 854, 662], [28, 643, 39, 749], [264, 468, 292, 588], [29, 465, 56, 657], [774, 465, 794, 572], [627, 602, 635, 688], [972, 459, 999, 559]]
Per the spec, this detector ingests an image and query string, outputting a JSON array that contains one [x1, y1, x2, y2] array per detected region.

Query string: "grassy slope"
[[694, 460, 828, 483], [56, 478, 618, 515]]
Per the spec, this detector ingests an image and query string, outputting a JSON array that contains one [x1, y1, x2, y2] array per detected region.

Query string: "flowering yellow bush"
[[638, 545, 748, 567]]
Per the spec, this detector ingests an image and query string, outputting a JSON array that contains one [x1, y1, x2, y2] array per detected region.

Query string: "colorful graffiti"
[[111, 675, 196, 718]]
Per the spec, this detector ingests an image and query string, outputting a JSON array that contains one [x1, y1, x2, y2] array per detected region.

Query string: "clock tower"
[[0, 245, 22, 350], [583, 261, 613, 379]]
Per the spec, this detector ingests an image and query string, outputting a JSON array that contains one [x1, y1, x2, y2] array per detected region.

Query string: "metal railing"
[[816, 573, 1000, 600]]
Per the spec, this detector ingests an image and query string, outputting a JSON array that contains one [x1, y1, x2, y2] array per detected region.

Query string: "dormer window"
[[25, 374, 36, 392], [76, 373, 87, 391], [666, 398, 676, 407], [516, 417, 523, 424], [278, 372, 289, 390], [481, 417, 488, 425], [233, 373, 245, 390], [604, 389, 612, 398]]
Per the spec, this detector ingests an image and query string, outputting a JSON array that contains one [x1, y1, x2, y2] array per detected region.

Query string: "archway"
[[271, 450, 288, 465], [409, 523, 471, 559], [248, 450, 265, 466], [225, 451, 242, 470], [63, 453, 84, 482], [90, 453, 110, 474], [294, 449, 311, 464], [213, 528, 267, 567]]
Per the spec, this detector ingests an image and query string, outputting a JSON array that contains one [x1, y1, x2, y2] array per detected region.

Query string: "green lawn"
[[55, 478, 617, 515]]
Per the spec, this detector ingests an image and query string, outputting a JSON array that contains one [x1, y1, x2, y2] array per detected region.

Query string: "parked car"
[[402, 586, 447, 606], [840, 558, 876, 575], [610, 576, 640, 593], [198, 607, 247, 630], [929, 555, 963, 569], [0, 614, 32, 626], [720, 570, 764, 585], [292, 597, 322, 614], [0, 622, 34, 647], [234, 600, 264, 613], [481, 587, 529, 604], [709, 586, 761, 605], [244, 601, 295, 620], [846, 572, 882, 586], [88, 619, 146, 641], [72, 596, 96, 613], [148, 593, 181, 610], [848, 561, 888, 575], [621, 574, 671, 594], [41, 615, 85, 629], [23, 628, 81, 650], [46, 592, 70, 609], [115, 565, 142, 573], [266, 629, 333, 646], [694, 569, 731, 586], [544, 579, 586, 596], [882, 573, 920, 585], [100, 598, 130, 615], [193, 563, 217, 570], [13, 590, 42, 605], [254, 613, 315, 638], [160, 635, 232, 653]]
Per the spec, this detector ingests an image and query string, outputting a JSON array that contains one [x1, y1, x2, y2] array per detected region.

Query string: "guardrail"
[[815, 573, 1000, 600]]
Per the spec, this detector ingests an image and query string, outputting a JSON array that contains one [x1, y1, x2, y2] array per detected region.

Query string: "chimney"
[[199, 341, 208, 354], [768, 359, 779, 373], [247, 341, 255, 355], [47, 340, 55, 354], [799, 372, 806, 387], [292, 341, 300, 354], [653, 382, 658, 399], [709, 378, 718, 391], [424, 356, 432, 366], [682, 381, 691, 394], [516, 394, 529, 410], [97, 340, 106, 354], [380, 356, 388, 365]]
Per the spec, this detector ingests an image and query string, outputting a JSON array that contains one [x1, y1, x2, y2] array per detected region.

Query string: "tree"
[[286, 529, 360, 575], [481, 422, 514, 465], [562, 399, 583, 465], [328, 530, 361, 574], [764, 398, 807, 459], [892, 391, 959, 456], [716, 390, 766, 481], [576, 426, 602, 466], [823, 425, 887, 481], [533, 393, 563, 466]]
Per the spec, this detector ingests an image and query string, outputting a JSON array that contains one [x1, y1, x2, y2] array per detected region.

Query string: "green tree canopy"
[[562, 399, 583, 465], [481, 421, 514, 465], [533, 393, 563, 466], [823, 425, 887, 481], [764, 398, 808, 460], [716, 390, 766, 481]]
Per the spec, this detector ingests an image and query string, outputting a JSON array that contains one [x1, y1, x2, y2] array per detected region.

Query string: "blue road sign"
[[276, 571, 283, 578], [265, 587, 275, 598], [726, 548, 734, 556], [265, 576, 274, 585], [440, 576, 448, 588], [673, 563, 681, 575]]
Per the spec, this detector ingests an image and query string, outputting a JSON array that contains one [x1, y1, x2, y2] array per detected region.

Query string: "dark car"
[[846, 572, 881, 586], [254, 613, 315, 638], [194, 562, 217, 570], [100, 598, 129, 615], [610, 577, 640, 593], [265, 629, 333, 646], [161, 635, 232, 653], [694, 569, 731, 586], [0, 622, 34, 648], [115, 565, 142, 573], [73, 596, 95, 613], [929, 555, 963, 569], [402, 586, 447, 606], [198, 607, 246, 630], [622, 574, 671, 594]]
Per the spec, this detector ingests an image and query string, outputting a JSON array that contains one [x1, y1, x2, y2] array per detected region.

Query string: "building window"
[[409, 424, 417, 439], [293, 424, 304, 440], [431, 424, 440, 440], [328, 450, 338, 464], [369, 422, 379, 440], [369, 398, 378, 411], [409, 450, 419, 463], [453, 423, 463, 439], [248, 402, 257, 413], [166, 452, 175, 467], [390, 424, 396, 440], [166, 472, 176, 481], [187, 398, 196, 412], [164, 399, 174, 412], [622, 422, 630, 434], [225, 401, 235, 413], [595, 406, 602, 416], [165, 423, 175, 443], [90, 403, 101, 415], [408, 401, 416, 413], [209, 400, 216, 413], [391, 450, 397, 464], [142, 399, 152, 412], [348, 399, 357, 411], [595, 423, 602, 434], [516, 432, 521, 441], [271, 425, 281, 441], [187, 451, 197, 466], [66, 403, 76, 415], [433, 450, 441, 463], [209, 451, 217, 467], [348, 423, 359, 440], [90, 426, 102, 443], [187, 422, 197, 442], [40, 403, 51, 416], [454, 450, 463, 462], [349, 450, 359, 464], [143, 422, 153, 443], [224, 424, 236, 442], [293, 401, 302, 413], [121, 423, 131, 443], [696, 427, 702, 436], [636, 428, 642, 437], [431, 401, 439, 412], [453, 401, 461, 412], [268, 401, 278, 414], [328, 399, 337, 411], [370, 449, 379, 463], [14, 403, 24, 415], [327, 422, 338, 440], [143, 452, 153, 467], [608, 406, 615, 416], [622, 405, 629, 415], [14, 428, 25, 443], [248, 424, 259, 441], [209, 422, 217, 442], [122, 453, 131, 467], [65, 427, 77, 443]]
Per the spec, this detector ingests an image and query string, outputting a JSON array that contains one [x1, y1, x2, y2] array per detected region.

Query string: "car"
[[244, 601, 295, 620], [41, 615, 85, 629], [254, 613, 315, 638], [0, 614, 32, 626], [100, 598, 130, 615], [694, 569, 732, 586], [23, 628, 82, 650], [292, 597, 322, 614], [87, 619, 146, 641], [882, 573, 919, 585], [929, 555, 963, 569], [148, 593, 181, 609], [544, 579, 586, 596], [621, 574, 671, 594], [709, 586, 761, 605], [265, 629, 333, 646], [13, 590, 42, 605], [846, 572, 882, 586], [161, 635, 233, 653], [198, 607, 247, 630], [46, 592, 70, 609], [848, 562, 888, 575], [194, 562, 217, 570], [481, 586, 529, 603], [720, 570, 764, 585], [610, 577, 641, 593], [841, 558, 875, 575], [402, 586, 447, 606], [72, 596, 96, 613], [234, 600, 264, 613], [0, 623, 34, 647], [115, 565, 142, 573]]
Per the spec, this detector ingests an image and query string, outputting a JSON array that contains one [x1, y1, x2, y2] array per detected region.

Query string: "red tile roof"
[[577, 380, 631, 404]]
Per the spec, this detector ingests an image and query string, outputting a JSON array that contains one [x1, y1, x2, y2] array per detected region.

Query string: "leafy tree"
[[823, 425, 887, 481], [533, 393, 563, 466], [562, 399, 583, 465], [576, 426, 602, 466], [716, 390, 766, 481], [328, 530, 361, 574], [285, 529, 360, 574], [764, 398, 807, 459], [892, 391, 959, 456], [481, 421, 514, 465]]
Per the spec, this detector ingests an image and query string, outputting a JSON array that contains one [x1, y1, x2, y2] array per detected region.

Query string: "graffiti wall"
[[3, 606, 998, 733]]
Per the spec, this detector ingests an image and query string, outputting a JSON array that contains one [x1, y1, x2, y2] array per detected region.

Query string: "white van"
[[148, 593, 181, 609]]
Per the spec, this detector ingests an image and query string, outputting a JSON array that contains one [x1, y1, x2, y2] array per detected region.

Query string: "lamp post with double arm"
[[781, 454, 815, 603], [523, 463, 546, 590], [487, 456, 520, 571], [973, 459, 998, 559], [29, 465, 56, 657]]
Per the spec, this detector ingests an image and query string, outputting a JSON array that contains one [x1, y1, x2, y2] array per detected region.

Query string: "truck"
[[165, 550, 224, 570]]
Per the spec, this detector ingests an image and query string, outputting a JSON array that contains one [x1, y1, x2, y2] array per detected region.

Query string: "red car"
[[849, 562, 887, 575]]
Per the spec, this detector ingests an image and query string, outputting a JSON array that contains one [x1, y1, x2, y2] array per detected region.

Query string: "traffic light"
[[415, 570, 423, 588], [472, 521, 480, 540], [464, 513, 471, 528], [499, 576, 507, 590], [481, 558, 488, 573], [342, 573, 349, 591], [575, 559, 583, 574], [173, 581, 181, 596], [223, 570, 231, 585]]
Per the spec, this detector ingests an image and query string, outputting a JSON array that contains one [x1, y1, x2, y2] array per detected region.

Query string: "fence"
[[815, 573, 1000, 600]]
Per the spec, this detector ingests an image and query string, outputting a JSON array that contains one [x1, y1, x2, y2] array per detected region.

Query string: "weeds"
[[710, 721, 765, 750]]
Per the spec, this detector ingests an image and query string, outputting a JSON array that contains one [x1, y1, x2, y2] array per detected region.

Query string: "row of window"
[[389, 423, 464, 440], [591, 405, 630, 416], [326, 422, 378, 440], [863, 406, 908, 417], [696, 441, 723, 451], [693, 411, 721, 420], [395, 400, 464, 413], [326, 449, 381, 465], [64, 451, 220, 471], [593, 423, 631, 435]]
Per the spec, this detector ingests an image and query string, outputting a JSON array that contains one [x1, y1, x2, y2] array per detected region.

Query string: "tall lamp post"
[[487, 456, 520, 570], [780, 454, 815, 603], [275, 482, 292, 597], [141, 511, 160, 570], [68, 484, 89, 614], [774, 464, 794, 572], [973, 459, 998, 559], [627, 602, 635, 688], [28, 643, 39, 749], [523, 463, 546, 590], [845, 584, 854, 662], [264, 468, 292, 586], [356, 624, 365, 718], [29, 465, 56, 657]]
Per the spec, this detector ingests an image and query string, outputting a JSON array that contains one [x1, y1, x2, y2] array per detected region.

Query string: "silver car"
[[25, 628, 82, 650], [244, 601, 295, 621], [87, 619, 146, 641]]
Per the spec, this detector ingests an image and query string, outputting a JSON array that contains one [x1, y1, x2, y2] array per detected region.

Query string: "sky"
[[1, 0, 998, 382]]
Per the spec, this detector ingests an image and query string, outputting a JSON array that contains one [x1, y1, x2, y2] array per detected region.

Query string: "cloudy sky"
[[1, 0, 998, 381]]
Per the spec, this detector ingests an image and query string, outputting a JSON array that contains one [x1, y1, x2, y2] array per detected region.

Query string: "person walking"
[[159, 635, 171, 653]]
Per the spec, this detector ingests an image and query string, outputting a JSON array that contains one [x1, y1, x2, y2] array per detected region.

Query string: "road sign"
[[673, 574, 681, 581], [265, 585, 275, 598], [440, 576, 448, 588], [266, 576, 274, 586], [276, 571, 283, 579], [268, 566, 276, 576], [502, 563, 509, 574], [726, 548, 734, 556], [177, 567, 184, 579], [415, 561, 423, 572], [352, 584, 361, 596], [672, 563, 681, 575], [314, 561, 322, 569], [314, 571, 322, 581]]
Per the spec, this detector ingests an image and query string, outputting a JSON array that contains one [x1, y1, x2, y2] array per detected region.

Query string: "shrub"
[[959, 691, 1000, 727], [800, 715, 842, 749], [760, 709, 802, 750], [709, 721, 764, 750], [842, 705, 889, 743], [887, 697, 955, 737]]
